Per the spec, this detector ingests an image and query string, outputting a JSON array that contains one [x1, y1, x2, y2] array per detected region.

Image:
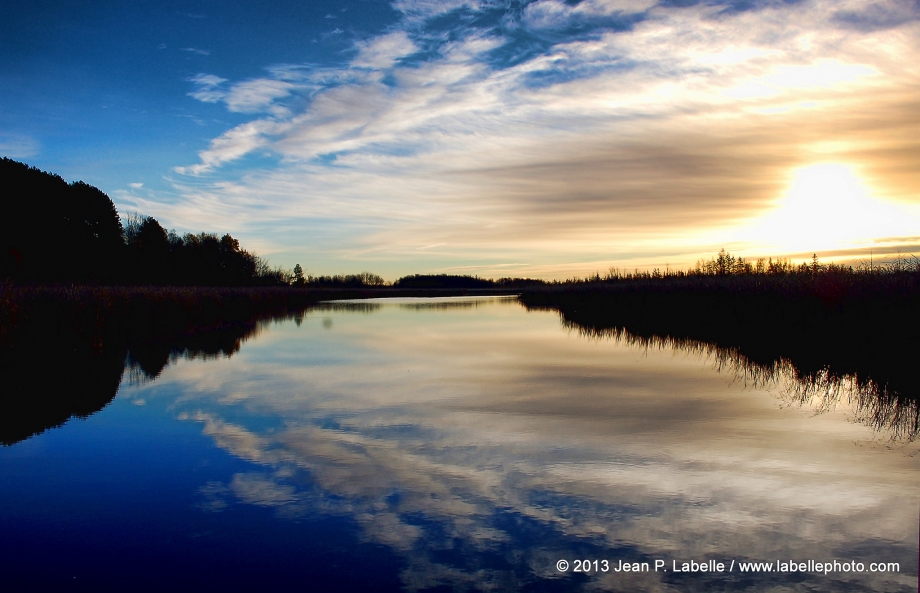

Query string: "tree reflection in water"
[[1, 295, 917, 592], [2, 290, 916, 445], [557, 318, 918, 441], [0, 285, 314, 445]]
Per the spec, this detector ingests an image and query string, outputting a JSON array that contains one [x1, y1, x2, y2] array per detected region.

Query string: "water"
[[1, 296, 917, 591]]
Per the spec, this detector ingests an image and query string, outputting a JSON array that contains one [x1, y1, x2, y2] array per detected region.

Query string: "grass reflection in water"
[[1, 293, 917, 592]]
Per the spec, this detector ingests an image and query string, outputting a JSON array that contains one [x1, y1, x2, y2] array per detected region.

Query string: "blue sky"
[[3, 0, 920, 278], [0, 0, 395, 184]]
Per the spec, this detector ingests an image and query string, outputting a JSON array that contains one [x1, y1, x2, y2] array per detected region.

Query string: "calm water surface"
[[1, 296, 917, 592]]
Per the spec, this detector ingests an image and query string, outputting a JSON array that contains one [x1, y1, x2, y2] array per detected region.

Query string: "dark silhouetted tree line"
[[392, 274, 546, 289], [121, 212, 287, 286], [300, 271, 387, 288], [1, 158, 286, 286], [1, 158, 124, 282], [394, 274, 493, 289]]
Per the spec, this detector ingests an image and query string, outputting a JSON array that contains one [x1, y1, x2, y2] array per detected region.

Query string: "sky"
[[2, 0, 919, 279]]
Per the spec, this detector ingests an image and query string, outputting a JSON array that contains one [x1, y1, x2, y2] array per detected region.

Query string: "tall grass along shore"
[[518, 251, 920, 439], [2, 248, 918, 444]]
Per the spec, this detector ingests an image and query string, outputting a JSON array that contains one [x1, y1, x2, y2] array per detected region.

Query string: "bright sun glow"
[[742, 163, 917, 254]]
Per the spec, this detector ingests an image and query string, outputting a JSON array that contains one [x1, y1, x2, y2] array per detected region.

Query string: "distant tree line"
[[290, 267, 388, 288], [391, 274, 545, 289], [393, 274, 494, 289], [1, 158, 286, 286], [581, 248, 919, 284], [284, 269, 548, 289]]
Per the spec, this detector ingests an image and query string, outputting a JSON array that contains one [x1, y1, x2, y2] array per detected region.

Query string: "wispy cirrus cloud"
[[352, 31, 419, 69], [188, 73, 301, 114], [224, 79, 299, 114], [0, 133, 39, 159], [832, 0, 920, 31], [187, 73, 228, 102], [523, 0, 656, 29], [174, 119, 282, 176], [160, 0, 920, 277], [390, 0, 484, 20]]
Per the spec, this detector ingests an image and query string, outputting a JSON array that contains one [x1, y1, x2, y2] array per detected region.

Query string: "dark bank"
[[518, 259, 920, 439]]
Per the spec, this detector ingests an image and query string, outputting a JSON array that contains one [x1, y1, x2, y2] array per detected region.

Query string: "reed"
[[518, 250, 920, 440], [563, 323, 918, 440]]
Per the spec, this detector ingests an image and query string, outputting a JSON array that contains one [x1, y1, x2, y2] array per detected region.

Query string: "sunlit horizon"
[[2, 0, 919, 280], [704, 162, 920, 273]]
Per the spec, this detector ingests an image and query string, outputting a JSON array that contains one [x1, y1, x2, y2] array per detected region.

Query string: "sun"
[[743, 163, 914, 254]]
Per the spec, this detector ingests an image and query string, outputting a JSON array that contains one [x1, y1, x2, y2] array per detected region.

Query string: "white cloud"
[[190, 73, 227, 86], [224, 79, 297, 113], [391, 0, 483, 19], [189, 70, 307, 114], [524, 0, 656, 29], [174, 119, 283, 175], [163, 0, 920, 275], [188, 73, 228, 103], [352, 31, 418, 69]]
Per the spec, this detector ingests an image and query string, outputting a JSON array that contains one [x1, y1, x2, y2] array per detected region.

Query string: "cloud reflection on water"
[[132, 297, 918, 592]]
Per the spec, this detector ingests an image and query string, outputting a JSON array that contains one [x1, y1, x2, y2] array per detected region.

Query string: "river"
[[1, 296, 916, 591]]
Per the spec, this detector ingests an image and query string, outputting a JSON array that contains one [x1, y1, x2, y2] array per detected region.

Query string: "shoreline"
[[2, 279, 917, 444]]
